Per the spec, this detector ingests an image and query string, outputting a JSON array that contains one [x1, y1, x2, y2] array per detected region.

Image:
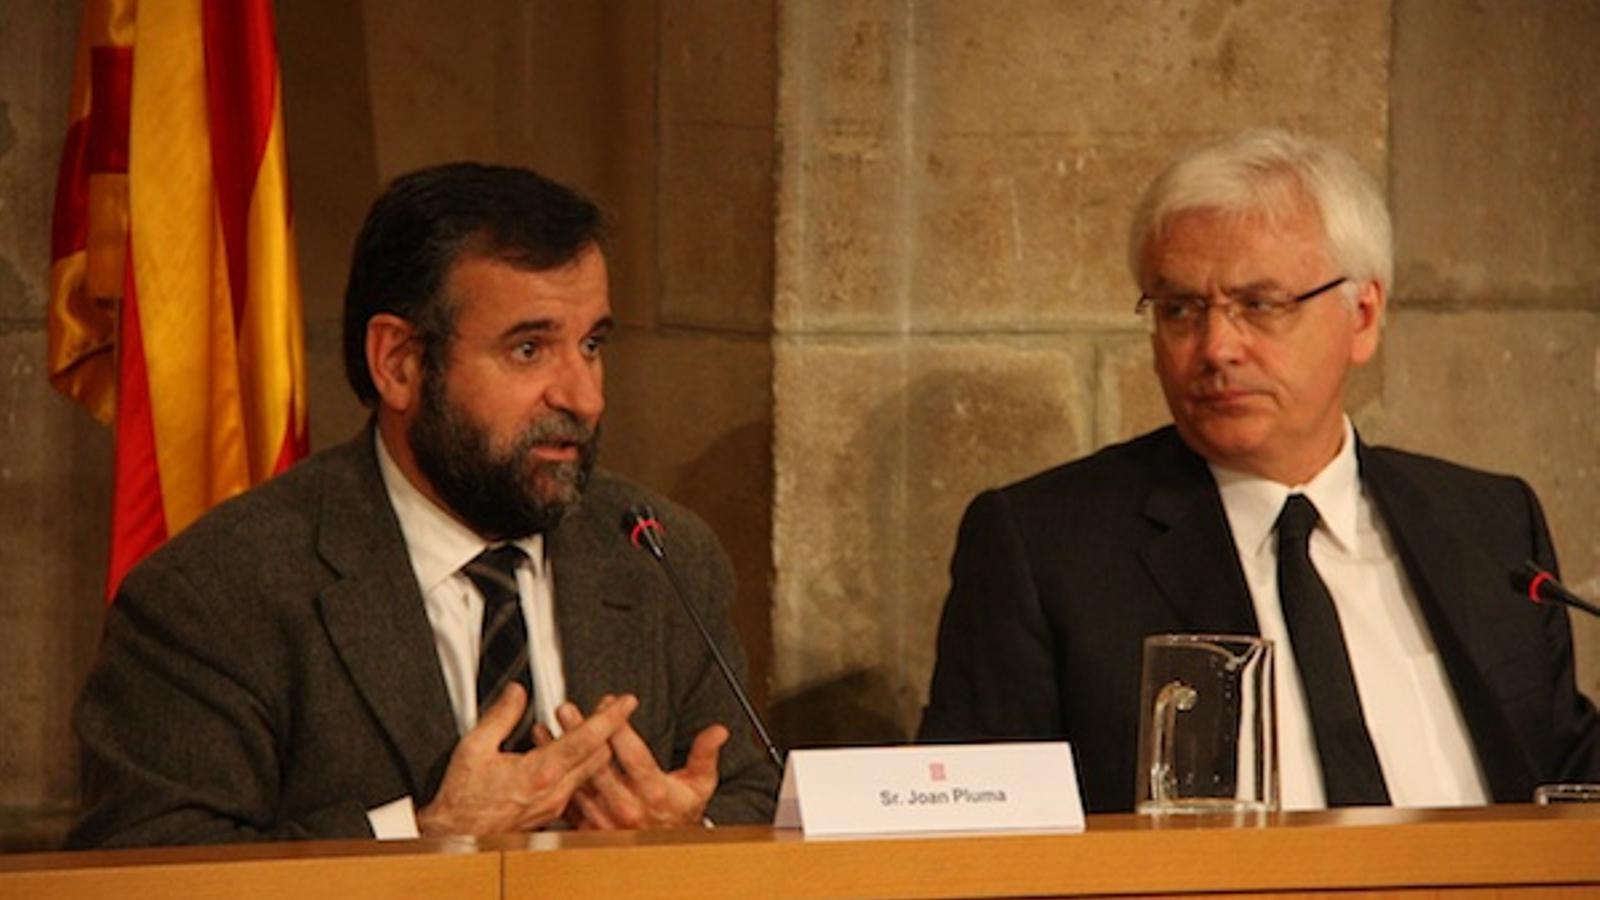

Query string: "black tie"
[[463, 544, 535, 752], [1275, 494, 1390, 806]]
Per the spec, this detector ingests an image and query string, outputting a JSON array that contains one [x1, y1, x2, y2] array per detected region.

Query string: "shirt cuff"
[[367, 795, 421, 840]]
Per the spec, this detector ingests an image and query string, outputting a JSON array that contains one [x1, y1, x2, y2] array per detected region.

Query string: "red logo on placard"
[[929, 762, 947, 782]]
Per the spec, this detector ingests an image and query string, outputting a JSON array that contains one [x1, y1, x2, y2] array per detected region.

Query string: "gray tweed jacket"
[[68, 430, 777, 847]]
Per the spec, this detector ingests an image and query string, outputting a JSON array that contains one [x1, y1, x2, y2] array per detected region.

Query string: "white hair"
[[1127, 129, 1392, 296]]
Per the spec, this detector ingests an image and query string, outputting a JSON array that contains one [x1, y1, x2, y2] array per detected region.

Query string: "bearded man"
[[69, 163, 777, 848]]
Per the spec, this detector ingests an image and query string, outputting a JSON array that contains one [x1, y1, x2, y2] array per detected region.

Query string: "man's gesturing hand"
[[417, 684, 636, 837], [541, 696, 725, 830]]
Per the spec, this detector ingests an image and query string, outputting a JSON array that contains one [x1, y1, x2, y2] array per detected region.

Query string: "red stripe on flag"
[[106, 251, 168, 600], [51, 46, 132, 264], [87, 45, 133, 174], [50, 119, 91, 261], [271, 411, 307, 477], [201, 0, 278, 329]]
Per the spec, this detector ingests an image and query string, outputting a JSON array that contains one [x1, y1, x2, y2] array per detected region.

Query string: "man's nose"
[[1197, 301, 1248, 364], [547, 352, 604, 423]]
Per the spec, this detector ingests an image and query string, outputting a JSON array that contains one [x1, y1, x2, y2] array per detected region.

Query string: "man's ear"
[[366, 313, 425, 414], [1349, 279, 1386, 367]]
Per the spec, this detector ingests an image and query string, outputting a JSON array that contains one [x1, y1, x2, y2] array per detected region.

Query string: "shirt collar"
[[375, 429, 543, 595], [1211, 417, 1362, 557]]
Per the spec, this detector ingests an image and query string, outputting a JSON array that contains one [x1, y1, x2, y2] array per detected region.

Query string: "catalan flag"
[[48, 0, 308, 600]]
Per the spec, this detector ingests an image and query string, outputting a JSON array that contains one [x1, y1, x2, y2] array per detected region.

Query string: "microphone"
[[1510, 561, 1600, 619], [623, 504, 785, 771]]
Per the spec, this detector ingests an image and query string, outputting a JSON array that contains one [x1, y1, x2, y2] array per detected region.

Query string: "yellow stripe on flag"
[[128, 0, 250, 534], [239, 88, 307, 481]]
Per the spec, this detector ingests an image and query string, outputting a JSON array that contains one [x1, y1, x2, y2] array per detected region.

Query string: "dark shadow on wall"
[[763, 352, 1090, 754], [276, 0, 383, 449], [770, 669, 910, 749], [669, 418, 776, 712]]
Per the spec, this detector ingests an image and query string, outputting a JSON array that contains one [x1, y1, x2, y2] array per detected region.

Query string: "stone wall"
[[1, 0, 1595, 849]]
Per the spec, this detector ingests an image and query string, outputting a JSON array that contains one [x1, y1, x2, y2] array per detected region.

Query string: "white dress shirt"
[[1211, 418, 1488, 810], [366, 431, 569, 838]]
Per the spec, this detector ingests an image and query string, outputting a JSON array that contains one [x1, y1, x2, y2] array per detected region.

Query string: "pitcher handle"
[[1149, 679, 1198, 805]]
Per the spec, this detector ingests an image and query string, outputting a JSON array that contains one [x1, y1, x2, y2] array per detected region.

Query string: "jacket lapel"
[[1138, 432, 1259, 636], [313, 433, 460, 801], [1358, 443, 1537, 799], [547, 494, 651, 713]]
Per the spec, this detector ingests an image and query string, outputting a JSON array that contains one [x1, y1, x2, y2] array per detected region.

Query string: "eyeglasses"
[[1135, 276, 1348, 339]]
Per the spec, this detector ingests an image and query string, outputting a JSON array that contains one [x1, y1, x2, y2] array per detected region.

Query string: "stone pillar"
[[1379, 0, 1600, 695], [0, 0, 112, 849]]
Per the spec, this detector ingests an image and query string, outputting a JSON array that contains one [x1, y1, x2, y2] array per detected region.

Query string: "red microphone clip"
[[1527, 570, 1553, 605], [629, 516, 663, 548]]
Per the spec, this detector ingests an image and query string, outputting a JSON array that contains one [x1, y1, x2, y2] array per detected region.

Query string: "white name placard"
[[772, 742, 1084, 837]]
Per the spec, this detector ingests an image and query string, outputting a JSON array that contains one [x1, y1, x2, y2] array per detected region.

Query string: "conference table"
[[2, 804, 1596, 898]]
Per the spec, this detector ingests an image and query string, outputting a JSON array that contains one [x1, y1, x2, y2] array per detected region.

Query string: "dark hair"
[[341, 162, 606, 405]]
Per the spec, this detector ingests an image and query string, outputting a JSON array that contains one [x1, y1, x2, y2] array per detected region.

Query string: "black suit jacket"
[[69, 431, 777, 847], [919, 426, 1600, 813]]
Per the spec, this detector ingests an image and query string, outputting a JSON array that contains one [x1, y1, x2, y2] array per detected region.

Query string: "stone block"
[[909, 134, 1170, 328], [0, 0, 76, 323], [918, 0, 1389, 141], [775, 129, 903, 331], [1094, 331, 1171, 446], [601, 328, 775, 702], [775, 0, 910, 332], [1392, 1, 1600, 304], [662, 0, 775, 127], [1355, 308, 1600, 692], [771, 335, 1095, 740], [779, 0, 902, 139], [0, 331, 110, 812], [658, 122, 774, 332], [604, 212, 662, 334], [361, 0, 505, 175]]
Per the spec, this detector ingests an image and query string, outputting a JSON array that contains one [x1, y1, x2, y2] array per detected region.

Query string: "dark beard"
[[408, 373, 599, 540]]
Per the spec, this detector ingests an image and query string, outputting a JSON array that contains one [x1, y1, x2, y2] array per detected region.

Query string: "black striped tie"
[[1276, 494, 1390, 806], [463, 544, 535, 752]]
